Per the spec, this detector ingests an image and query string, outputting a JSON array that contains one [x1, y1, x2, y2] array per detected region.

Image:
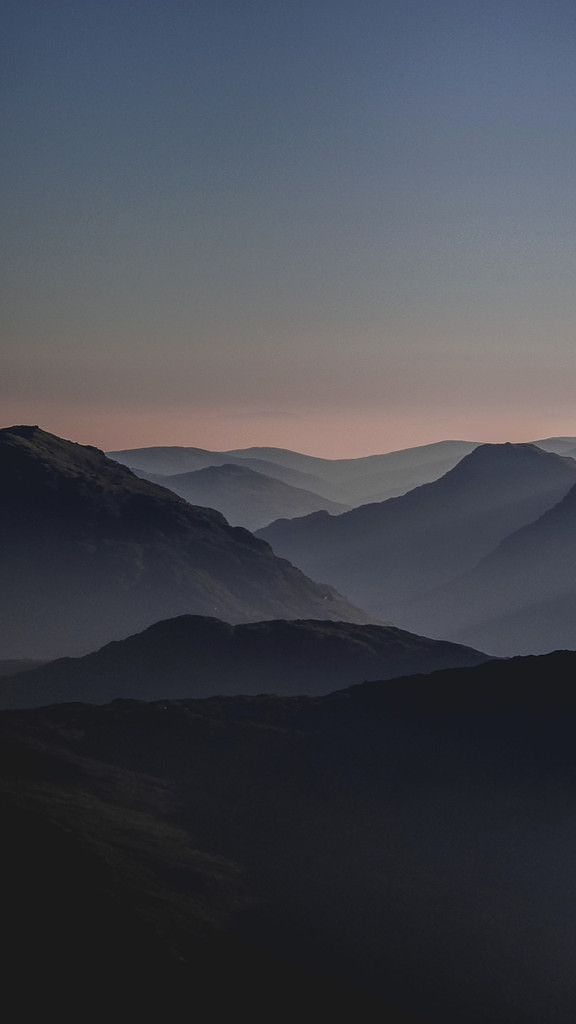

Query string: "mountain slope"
[[0, 614, 489, 709], [258, 443, 576, 622], [110, 439, 479, 505], [4, 652, 576, 1020], [0, 426, 369, 659], [533, 436, 576, 455], [410, 479, 576, 655], [225, 439, 478, 483], [141, 463, 349, 530], [109, 444, 334, 495]]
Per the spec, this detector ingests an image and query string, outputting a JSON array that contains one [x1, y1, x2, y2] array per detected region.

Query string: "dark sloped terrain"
[[258, 443, 576, 623], [0, 426, 369, 660], [140, 462, 348, 530], [0, 660, 44, 677], [4, 652, 576, 1020], [410, 479, 576, 655], [0, 614, 489, 709]]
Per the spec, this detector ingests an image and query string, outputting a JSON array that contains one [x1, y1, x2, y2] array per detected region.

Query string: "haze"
[[3, 1, 576, 455]]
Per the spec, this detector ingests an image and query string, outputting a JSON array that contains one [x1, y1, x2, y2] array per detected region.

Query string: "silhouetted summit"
[[0, 613, 489, 709], [258, 442, 576, 621], [0, 426, 370, 658]]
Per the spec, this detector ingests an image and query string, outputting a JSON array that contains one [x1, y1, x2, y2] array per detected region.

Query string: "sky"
[[2, 0, 576, 456]]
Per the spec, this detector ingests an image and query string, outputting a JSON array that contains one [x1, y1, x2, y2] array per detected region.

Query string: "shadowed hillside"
[[0, 614, 489, 708], [410, 478, 576, 655], [4, 652, 576, 1020], [0, 426, 369, 659], [141, 462, 349, 530], [258, 443, 576, 623]]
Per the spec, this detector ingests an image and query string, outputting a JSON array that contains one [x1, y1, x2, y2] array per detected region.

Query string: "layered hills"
[[0, 614, 489, 709], [411, 478, 576, 655], [110, 439, 479, 506], [533, 436, 576, 455], [0, 426, 369, 660], [141, 462, 348, 530], [258, 443, 576, 624], [4, 652, 576, 1020]]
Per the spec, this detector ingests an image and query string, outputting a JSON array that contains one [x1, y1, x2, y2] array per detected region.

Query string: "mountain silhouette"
[[110, 444, 335, 495], [0, 426, 369, 659], [0, 613, 489, 708], [534, 436, 576, 455], [410, 478, 576, 655], [224, 439, 480, 502], [110, 439, 479, 505], [257, 443, 576, 622], [141, 462, 349, 530], [4, 651, 576, 1020]]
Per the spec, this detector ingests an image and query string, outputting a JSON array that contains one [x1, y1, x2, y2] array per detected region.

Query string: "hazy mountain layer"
[[0, 426, 369, 659], [109, 444, 335, 495], [225, 439, 479, 484], [258, 443, 576, 622], [110, 439, 479, 505], [140, 462, 349, 530], [410, 479, 576, 655], [0, 614, 489, 709], [4, 652, 576, 1020], [533, 436, 576, 455]]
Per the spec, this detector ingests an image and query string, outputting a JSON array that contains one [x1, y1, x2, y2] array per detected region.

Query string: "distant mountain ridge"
[[257, 443, 576, 624], [411, 476, 576, 655], [0, 614, 490, 709], [109, 439, 480, 505], [141, 462, 349, 530], [0, 426, 370, 659], [533, 436, 576, 455]]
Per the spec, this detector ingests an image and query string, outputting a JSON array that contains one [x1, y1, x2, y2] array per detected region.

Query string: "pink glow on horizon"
[[3, 398, 576, 457]]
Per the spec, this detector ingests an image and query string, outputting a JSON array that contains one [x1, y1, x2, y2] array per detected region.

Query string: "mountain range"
[[533, 436, 576, 455], [6, 422, 576, 1020], [0, 613, 489, 709], [257, 443, 576, 633], [110, 436, 576, 509], [0, 426, 368, 659], [139, 462, 349, 530], [410, 477, 576, 655], [5, 651, 576, 1020], [109, 438, 481, 505]]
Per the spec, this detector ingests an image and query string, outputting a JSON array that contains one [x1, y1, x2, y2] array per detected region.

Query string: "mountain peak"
[[442, 441, 576, 486], [0, 426, 371, 658], [458, 441, 552, 462]]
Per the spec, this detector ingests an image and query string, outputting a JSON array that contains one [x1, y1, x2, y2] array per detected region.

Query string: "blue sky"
[[3, 0, 576, 454]]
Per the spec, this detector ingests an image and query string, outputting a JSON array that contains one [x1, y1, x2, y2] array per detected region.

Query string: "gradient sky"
[[3, 0, 576, 456]]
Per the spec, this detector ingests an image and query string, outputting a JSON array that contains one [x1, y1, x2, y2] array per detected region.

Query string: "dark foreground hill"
[[0, 426, 369, 659], [0, 614, 489, 709], [4, 652, 576, 1021], [141, 462, 349, 530], [258, 443, 576, 623]]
